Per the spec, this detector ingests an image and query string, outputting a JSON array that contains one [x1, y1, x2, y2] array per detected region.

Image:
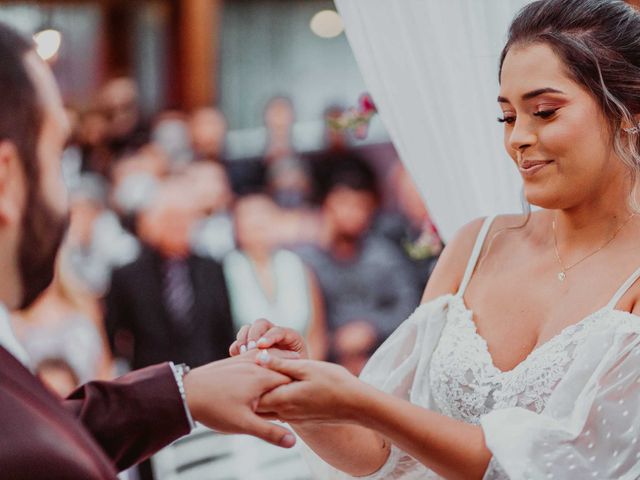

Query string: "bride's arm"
[[258, 356, 491, 480], [357, 382, 491, 479], [237, 218, 490, 478], [255, 219, 491, 479], [290, 422, 392, 477]]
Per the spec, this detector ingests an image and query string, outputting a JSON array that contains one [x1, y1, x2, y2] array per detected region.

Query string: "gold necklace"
[[552, 213, 636, 282]]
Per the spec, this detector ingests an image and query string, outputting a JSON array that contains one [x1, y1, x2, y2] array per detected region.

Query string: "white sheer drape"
[[334, 0, 532, 241]]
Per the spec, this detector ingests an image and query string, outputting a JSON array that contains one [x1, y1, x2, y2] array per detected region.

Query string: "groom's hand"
[[229, 318, 309, 359], [183, 349, 298, 448]]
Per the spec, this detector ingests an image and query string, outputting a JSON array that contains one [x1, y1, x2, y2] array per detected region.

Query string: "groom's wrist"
[[170, 362, 196, 431]]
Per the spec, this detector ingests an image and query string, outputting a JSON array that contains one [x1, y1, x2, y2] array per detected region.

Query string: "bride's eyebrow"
[[497, 87, 566, 104]]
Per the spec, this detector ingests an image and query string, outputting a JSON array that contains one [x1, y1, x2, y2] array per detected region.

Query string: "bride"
[[230, 0, 640, 478]]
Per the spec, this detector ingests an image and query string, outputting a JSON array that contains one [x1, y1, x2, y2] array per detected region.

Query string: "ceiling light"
[[310, 10, 344, 39], [34, 29, 62, 62]]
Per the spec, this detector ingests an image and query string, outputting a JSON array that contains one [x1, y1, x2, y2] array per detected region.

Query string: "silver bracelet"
[[170, 362, 196, 430]]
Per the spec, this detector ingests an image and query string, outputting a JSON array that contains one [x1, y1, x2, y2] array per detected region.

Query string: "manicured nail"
[[247, 340, 257, 350], [280, 434, 296, 448], [240, 345, 247, 354], [257, 350, 270, 365], [257, 337, 269, 347]]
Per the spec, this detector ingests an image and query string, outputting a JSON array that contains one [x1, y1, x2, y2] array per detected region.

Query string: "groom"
[[0, 23, 295, 479]]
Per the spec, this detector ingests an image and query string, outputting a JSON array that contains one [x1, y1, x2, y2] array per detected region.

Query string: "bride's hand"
[[229, 318, 309, 359], [254, 352, 365, 423]]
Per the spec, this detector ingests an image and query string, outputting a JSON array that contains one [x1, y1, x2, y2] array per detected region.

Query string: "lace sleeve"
[[481, 324, 640, 479], [300, 295, 451, 479]]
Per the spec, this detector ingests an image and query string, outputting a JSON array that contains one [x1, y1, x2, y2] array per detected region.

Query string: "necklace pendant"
[[558, 271, 566, 282]]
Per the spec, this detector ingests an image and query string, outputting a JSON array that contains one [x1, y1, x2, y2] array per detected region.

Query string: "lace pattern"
[[363, 294, 614, 479], [428, 295, 602, 424]]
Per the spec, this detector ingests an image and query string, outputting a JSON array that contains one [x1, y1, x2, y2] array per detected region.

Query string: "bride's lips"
[[518, 159, 554, 177]]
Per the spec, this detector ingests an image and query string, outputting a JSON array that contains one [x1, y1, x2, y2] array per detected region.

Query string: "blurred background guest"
[[263, 96, 313, 209], [65, 172, 140, 296], [12, 253, 112, 388], [224, 193, 327, 359], [187, 161, 236, 261], [297, 158, 419, 375], [189, 106, 227, 163], [99, 76, 150, 160], [35, 357, 82, 398], [151, 110, 192, 172], [190, 106, 266, 196], [375, 163, 443, 299], [105, 179, 235, 371]]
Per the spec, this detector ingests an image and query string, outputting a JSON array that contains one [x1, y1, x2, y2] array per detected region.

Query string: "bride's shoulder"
[[421, 213, 541, 303], [445, 213, 532, 259], [420, 216, 493, 302]]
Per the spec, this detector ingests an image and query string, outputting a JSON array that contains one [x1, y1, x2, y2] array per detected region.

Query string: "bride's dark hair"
[[502, 0, 640, 209]]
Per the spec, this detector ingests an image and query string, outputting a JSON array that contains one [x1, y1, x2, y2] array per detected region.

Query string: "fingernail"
[[257, 350, 270, 365], [240, 345, 247, 354], [248, 340, 257, 350], [280, 434, 296, 448], [257, 337, 269, 347]]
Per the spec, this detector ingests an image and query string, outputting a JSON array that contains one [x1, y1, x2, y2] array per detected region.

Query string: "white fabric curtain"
[[334, 0, 532, 241]]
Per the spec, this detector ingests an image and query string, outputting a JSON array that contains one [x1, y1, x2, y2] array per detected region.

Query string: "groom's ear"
[[0, 141, 26, 227]]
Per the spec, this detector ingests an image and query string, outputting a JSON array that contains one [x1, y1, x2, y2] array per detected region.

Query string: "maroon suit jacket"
[[0, 346, 191, 479]]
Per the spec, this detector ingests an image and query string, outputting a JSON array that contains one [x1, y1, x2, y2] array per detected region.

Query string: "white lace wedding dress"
[[303, 216, 640, 479]]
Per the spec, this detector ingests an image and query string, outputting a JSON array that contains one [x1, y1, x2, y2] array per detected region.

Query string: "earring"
[[624, 123, 640, 134]]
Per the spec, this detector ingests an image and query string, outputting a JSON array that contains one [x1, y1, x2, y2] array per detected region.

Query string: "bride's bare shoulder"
[[421, 213, 543, 303], [421, 216, 490, 302]]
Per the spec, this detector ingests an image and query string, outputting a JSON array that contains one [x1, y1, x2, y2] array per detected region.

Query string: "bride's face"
[[498, 42, 624, 210]]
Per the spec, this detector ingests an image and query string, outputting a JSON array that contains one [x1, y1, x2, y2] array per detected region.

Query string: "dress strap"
[[606, 265, 640, 310], [456, 215, 497, 297]]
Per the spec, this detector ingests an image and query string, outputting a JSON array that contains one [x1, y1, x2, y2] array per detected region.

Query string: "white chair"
[[151, 424, 312, 480]]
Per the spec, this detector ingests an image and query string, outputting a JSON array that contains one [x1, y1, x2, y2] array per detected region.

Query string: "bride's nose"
[[508, 118, 537, 152]]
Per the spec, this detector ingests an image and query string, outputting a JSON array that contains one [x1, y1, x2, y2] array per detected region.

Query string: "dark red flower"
[[358, 93, 376, 115]]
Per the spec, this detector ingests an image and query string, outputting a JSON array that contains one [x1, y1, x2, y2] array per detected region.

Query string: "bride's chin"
[[522, 186, 567, 210]]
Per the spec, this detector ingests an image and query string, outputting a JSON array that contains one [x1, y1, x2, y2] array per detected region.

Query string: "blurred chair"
[[151, 424, 312, 480]]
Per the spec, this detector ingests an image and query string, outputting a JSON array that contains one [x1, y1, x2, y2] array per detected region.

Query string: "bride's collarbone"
[[464, 263, 640, 360]]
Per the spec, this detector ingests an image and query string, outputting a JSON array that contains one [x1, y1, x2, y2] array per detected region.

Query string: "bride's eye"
[[533, 108, 558, 119], [497, 115, 516, 125]]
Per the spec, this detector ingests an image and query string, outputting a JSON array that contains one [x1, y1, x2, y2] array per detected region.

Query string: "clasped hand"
[[229, 319, 364, 425]]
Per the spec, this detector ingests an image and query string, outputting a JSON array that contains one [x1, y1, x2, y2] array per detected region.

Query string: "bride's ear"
[[0, 141, 24, 227]]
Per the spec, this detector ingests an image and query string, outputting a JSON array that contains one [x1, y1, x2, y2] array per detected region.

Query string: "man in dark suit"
[[106, 180, 235, 370], [0, 23, 296, 480]]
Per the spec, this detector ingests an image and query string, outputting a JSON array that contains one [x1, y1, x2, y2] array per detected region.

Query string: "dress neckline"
[[447, 294, 638, 375], [450, 215, 640, 375]]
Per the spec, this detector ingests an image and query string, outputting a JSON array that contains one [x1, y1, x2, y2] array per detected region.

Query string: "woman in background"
[[13, 248, 112, 386], [224, 193, 327, 360]]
